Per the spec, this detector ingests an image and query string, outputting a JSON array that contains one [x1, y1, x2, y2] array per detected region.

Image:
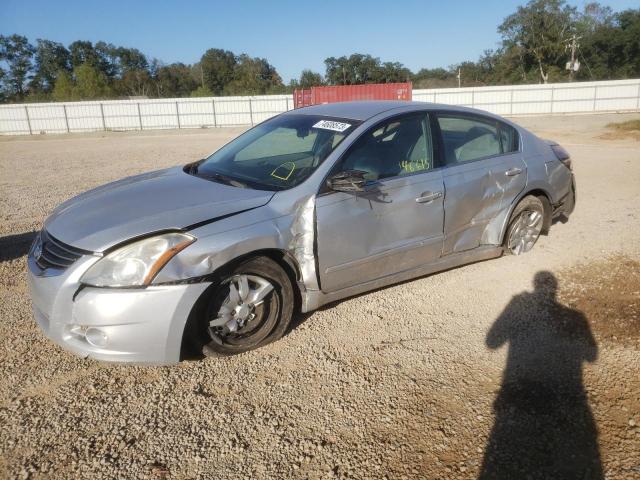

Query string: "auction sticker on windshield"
[[312, 120, 352, 132]]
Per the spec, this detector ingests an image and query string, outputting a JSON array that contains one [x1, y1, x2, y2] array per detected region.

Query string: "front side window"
[[339, 113, 433, 181], [437, 115, 502, 165], [191, 114, 359, 190]]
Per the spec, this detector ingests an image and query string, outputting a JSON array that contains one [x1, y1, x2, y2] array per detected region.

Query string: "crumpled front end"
[[26, 233, 210, 365]]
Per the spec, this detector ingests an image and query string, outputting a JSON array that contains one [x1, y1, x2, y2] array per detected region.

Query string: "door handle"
[[415, 191, 443, 203], [505, 167, 523, 176]]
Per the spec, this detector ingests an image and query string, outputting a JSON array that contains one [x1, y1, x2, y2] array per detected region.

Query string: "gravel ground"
[[1, 113, 639, 479]]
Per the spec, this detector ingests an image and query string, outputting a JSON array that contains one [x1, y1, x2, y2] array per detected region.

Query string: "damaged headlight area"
[[81, 232, 196, 288]]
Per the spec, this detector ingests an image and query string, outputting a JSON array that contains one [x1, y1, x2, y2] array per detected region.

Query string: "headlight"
[[81, 232, 195, 287]]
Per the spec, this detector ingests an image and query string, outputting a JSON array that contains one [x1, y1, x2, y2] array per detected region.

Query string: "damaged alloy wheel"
[[202, 256, 293, 357], [505, 195, 545, 255]]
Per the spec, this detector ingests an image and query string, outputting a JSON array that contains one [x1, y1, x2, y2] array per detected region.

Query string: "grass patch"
[[606, 119, 640, 131], [600, 118, 640, 140]]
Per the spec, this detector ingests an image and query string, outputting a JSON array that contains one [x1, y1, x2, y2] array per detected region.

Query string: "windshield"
[[188, 114, 360, 190]]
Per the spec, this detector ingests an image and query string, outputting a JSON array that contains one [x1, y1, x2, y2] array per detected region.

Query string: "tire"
[[504, 195, 545, 255], [199, 256, 294, 357]]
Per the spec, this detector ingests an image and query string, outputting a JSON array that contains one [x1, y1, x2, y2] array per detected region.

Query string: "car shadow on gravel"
[[479, 271, 602, 480], [0, 231, 36, 263]]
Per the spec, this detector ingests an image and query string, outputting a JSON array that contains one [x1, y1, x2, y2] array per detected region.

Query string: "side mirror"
[[327, 170, 368, 193]]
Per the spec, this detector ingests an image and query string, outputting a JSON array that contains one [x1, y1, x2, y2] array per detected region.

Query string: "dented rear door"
[[441, 154, 526, 254]]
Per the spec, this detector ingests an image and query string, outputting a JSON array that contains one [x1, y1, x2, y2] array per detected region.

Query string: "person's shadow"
[[479, 271, 603, 480]]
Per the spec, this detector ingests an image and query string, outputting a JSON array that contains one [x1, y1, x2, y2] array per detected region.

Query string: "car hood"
[[45, 166, 275, 252]]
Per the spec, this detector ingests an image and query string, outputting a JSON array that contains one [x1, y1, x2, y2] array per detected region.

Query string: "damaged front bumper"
[[27, 254, 210, 365]]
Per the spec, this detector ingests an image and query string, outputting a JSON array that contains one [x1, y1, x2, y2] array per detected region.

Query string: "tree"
[[0, 34, 35, 100], [578, 8, 640, 79], [190, 85, 213, 97], [0, 68, 6, 102], [30, 39, 71, 94], [152, 62, 198, 97], [377, 62, 412, 83], [69, 41, 115, 78], [412, 67, 456, 88], [69, 41, 97, 68], [199, 48, 236, 95], [94, 41, 119, 78], [116, 47, 148, 74], [72, 63, 111, 99], [52, 70, 74, 101], [223, 54, 283, 95], [498, 0, 577, 83], [297, 70, 324, 88], [117, 69, 152, 97], [324, 54, 410, 85]]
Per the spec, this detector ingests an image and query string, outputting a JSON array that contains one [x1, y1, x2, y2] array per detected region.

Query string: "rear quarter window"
[[499, 123, 520, 153]]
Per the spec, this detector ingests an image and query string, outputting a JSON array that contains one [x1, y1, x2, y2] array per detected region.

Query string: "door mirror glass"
[[327, 170, 368, 192]]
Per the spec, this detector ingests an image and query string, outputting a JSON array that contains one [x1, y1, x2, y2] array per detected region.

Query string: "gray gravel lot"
[[1, 113, 639, 479]]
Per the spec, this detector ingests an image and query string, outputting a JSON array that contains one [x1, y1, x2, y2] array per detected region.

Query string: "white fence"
[[0, 79, 638, 136], [413, 78, 640, 116]]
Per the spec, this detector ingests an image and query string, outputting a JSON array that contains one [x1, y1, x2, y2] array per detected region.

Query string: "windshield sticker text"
[[312, 120, 352, 132]]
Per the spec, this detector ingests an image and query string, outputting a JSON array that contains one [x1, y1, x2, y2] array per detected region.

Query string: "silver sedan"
[[27, 101, 575, 364]]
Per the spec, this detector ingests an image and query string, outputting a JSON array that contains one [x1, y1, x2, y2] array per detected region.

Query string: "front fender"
[[153, 195, 319, 292]]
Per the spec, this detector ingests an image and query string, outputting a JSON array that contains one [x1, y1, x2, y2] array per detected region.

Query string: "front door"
[[316, 112, 444, 293]]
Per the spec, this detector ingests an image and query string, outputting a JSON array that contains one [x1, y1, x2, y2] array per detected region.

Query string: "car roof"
[[290, 101, 416, 121], [287, 100, 506, 123]]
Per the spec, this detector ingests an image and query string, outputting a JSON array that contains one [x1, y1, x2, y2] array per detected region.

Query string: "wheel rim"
[[208, 274, 274, 342], [507, 209, 543, 255]]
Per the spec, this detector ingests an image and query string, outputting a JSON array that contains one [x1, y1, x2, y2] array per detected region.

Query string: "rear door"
[[435, 113, 526, 254], [315, 112, 444, 293]]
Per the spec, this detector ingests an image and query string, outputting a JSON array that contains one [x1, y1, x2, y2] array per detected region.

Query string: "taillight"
[[550, 143, 572, 171]]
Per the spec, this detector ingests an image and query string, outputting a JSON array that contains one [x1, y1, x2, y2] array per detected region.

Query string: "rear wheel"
[[505, 196, 545, 255], [201, 256, 293, 357]]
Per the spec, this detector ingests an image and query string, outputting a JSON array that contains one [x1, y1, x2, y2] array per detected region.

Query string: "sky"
[[1, 0, 638, 82]]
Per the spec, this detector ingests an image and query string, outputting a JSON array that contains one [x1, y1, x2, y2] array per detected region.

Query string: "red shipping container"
[[293, 82, 412, 109]]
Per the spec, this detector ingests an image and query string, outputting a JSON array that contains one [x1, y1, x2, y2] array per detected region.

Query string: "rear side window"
[[437, 116, 501, 165], [438, 115, 519, 165]]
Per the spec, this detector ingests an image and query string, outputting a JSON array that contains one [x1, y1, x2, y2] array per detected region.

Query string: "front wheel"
[[201, 256, 294, 357], [505, 196, 545, 255]]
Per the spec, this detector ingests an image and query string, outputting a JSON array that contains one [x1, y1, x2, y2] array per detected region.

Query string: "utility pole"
[[565, 34, 581, 82], [457, 68, 461, 88]]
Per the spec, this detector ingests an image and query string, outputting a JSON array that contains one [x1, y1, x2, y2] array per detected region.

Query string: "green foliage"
[[116, 69, 152, 97], [190, 85, 213, 97], [324, 54, 411, 85], [72, 63, 111, 100], [297, 70, 324, 89], [578, 9, 640, 80], [0, 34, 35, 99], [152, 62, 198, 98], [498, 0, 577, 83], [223, 54, 284, 95], [69, 41, 108, 74], [52, 70, 74, 101], [30, 39, 71, 93], [116, 47, 148, 74], [198, 49, 236, 95]]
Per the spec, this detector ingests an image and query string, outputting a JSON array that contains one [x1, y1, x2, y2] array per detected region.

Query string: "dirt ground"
[[0, 112, 639, 479]]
